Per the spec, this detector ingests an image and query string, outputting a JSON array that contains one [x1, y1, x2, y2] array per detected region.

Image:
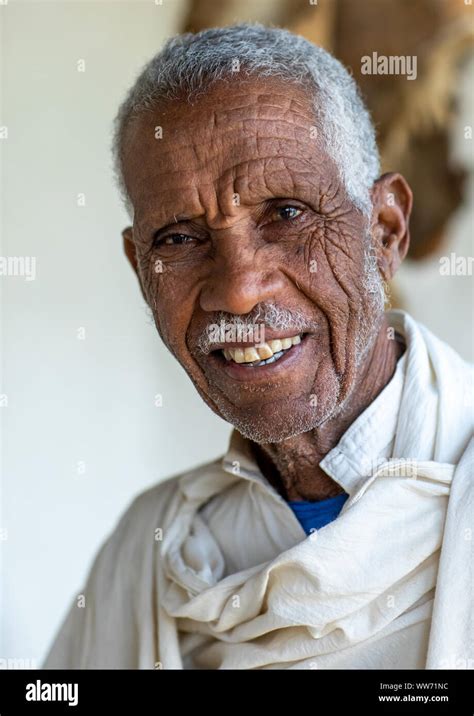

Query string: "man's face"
[[121, 78, 385, 443]]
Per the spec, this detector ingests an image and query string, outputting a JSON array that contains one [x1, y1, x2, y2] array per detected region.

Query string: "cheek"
[[139, 254, 196, 358], [304, 222, 366, 296], [290, 222, 368, 374]]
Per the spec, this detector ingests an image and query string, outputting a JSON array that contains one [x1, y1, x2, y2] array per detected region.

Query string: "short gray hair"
[[112, 23, 380, 219]]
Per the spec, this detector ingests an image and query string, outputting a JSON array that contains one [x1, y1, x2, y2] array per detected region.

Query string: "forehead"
[[122, 77, 337, 221]]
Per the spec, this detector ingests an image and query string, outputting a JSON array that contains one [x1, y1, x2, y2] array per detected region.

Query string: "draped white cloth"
[[44, 311, 473, 669]]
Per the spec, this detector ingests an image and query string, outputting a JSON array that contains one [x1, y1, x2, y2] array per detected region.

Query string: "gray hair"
[[112, 23, 380, 220]]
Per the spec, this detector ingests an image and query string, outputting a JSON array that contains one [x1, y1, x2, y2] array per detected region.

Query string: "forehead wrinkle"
[[205, 85, 315, 123], [149, 87, 317, 158], [228, 154, 327, 200], [123, 77, 330, 203], [128, 97, 323, 205], [133, 125, 325, 200], [141, 117, 315, 173], [213, 121, 314, 157], [213, 102, 315, 133]]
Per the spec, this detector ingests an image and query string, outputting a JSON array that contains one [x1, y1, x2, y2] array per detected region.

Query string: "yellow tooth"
[[268, 339, 282, 353], [244, 347, 260, 362], [223, 349, 231, 360], [291, 335, 301, 345], [281, 338, 292, 349], [257, 343, 273, 359], [232, 348, 245, 363]]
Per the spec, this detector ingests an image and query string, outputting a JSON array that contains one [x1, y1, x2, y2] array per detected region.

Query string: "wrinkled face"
[[122, 78, 385, 443]]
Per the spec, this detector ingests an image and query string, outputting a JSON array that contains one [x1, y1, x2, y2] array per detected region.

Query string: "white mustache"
[[196, 302, 318, 354]]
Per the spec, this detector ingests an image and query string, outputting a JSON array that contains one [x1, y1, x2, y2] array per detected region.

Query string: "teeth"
[[232, 348, 245, 363], [244, 347, 260, 362], [268, 339, 282, 353], [222, 334, 303, 365], [257, 344, 273, 360]]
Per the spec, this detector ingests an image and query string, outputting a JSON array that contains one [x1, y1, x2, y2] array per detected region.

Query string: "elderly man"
[[45, 24, 473, 670]]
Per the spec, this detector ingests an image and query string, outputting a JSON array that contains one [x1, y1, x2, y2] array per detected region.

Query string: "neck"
[[251, 316, 403, 501]]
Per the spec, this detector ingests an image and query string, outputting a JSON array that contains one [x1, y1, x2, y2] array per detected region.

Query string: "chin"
[[214, 394, 339, 445]]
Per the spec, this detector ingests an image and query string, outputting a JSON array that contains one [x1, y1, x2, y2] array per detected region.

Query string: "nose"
[[199, 243, 285, 316]]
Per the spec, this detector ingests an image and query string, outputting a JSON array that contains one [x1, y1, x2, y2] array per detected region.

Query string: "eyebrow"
[[147, 213, 195, 235], [171, 213, 192, 224]]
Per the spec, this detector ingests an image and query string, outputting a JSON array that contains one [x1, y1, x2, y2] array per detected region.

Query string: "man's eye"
[[275, 206, 303, 221], [154, 233, 194, 247]]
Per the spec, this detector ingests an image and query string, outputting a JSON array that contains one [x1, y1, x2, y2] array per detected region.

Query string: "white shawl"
[[44, 311, 473, 669]]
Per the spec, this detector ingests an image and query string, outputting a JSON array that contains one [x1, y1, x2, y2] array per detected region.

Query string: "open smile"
[[206, 333, 309, 381], [222, 334, 302, 367]]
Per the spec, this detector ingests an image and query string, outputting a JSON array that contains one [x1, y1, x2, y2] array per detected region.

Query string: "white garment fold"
[[158, 459, 453, 669]]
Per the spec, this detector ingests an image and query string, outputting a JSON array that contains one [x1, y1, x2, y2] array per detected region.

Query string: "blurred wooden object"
[[182, 0, 473, 263]]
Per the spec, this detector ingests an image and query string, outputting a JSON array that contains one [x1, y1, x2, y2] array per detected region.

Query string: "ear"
[[369, 173, 413, 281], [122, 227, 147, 301], [122, 226, 137, 270]]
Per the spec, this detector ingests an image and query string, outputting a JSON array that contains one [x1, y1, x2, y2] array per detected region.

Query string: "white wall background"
[[1, 1, 472, 667]]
